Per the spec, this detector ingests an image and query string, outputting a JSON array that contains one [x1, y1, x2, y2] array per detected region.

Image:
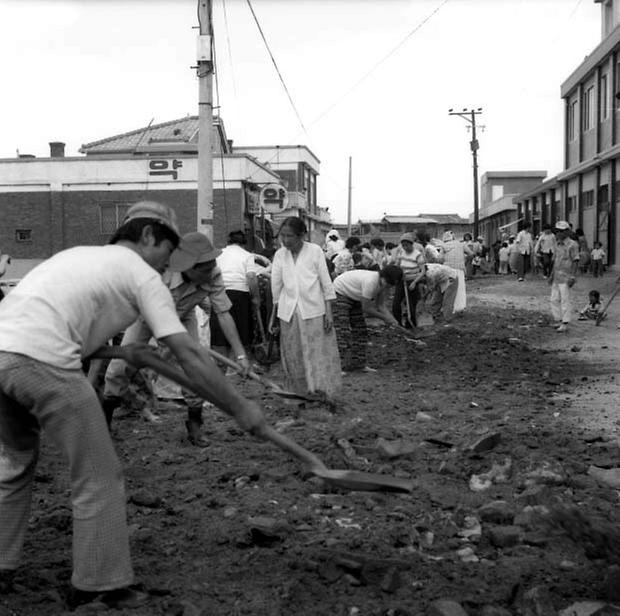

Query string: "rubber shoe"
[[556, 323, 568, 333], [66, 585, 150, 610], [362, 366, 378, 373], [185, 421, 210, 447]]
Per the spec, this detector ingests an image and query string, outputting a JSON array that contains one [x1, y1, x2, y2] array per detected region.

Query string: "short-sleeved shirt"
[[0, 245, 185, 370], [333, 269, 381, 302], [426, 264, 458, 293], [552, 238, 579, 283], [217, 244, 258, 293]]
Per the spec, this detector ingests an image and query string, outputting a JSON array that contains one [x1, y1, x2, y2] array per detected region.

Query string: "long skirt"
[[279, 309, 341, 399], [453, 270, 466, 312]]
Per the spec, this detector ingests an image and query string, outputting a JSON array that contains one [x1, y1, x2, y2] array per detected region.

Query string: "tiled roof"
[[418, 213, 469, 224], [79, 116, 225, 154], [383, 215, 442, 225]]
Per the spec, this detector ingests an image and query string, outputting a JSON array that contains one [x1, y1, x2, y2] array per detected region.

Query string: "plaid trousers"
[[333, 294, 368, 371], [0, 352, 133, 591]]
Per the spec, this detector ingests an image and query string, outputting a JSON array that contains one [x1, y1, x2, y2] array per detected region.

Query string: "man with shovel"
[[0, 201, 319, 610], [102, 231, 251, 446]]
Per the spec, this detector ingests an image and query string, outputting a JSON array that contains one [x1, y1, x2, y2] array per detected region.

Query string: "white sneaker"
[[362, 366, 378, 373], [556, 323, 568, 333]]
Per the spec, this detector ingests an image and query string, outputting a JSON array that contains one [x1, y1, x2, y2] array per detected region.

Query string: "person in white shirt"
[[591, 241, 606, 278], [534, 225, 556, 279], [324, 229, 345, 260], [515, 222, 534, 281], [210, 230, 260, 361], [269, 217, 342, 401], [333, 266, 402, 372], [0, 201, 291, 610]]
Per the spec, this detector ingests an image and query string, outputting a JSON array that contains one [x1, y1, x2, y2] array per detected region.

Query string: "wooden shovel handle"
[[206, 347, 285, 392], [135, 352, 327, 470], [259, 425, 327, 471]]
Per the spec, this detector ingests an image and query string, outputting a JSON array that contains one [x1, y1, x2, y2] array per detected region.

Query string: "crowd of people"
[[0, 201, 607, 610], [491, 221, 607, 282]]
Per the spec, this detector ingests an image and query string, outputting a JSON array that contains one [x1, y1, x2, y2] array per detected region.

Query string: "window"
[[582, 86, 595, 131], [602, 73, 609, 120], [567, 196, 577, 212], [582, 190, 595, 209], [568, 100, 578, 141], [491, 185, 504, 201], [99, 202, 131, 234], [615, 61, 620, 109], [15, 229, 32, 242], [599, 184, 610, 205]]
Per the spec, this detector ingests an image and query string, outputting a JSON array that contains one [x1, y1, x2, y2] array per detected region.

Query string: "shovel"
[[206, 347, 325, 404], [126, 345, 322, 404], [121, 350, 413, 493], [596, 278, 620, 325]]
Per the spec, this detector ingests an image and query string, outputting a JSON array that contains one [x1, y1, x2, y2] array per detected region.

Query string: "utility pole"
[[347, 156, 352, 236], [449, 108, 483, 238], [197, 0, 214, 240]]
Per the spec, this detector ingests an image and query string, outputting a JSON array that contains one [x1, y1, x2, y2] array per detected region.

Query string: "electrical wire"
[[245, 0, 307, 133], [221, 0, 237, 97], [211, 27, 229, 230], [308, 0, 450, 129], [241, 0, 449, 185]]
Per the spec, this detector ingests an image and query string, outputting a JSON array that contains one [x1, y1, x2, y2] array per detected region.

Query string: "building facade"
[[338, 213, 471, 244], [514, 0, 620, 264], [478, 171, 547, 241], [0, 117, 331, 275]]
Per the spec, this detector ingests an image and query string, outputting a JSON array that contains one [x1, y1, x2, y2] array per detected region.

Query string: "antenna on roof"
[[132, 118, 155, 155]]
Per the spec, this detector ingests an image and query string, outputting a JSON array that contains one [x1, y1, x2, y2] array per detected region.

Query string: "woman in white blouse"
[[269, 217, 342, 401]]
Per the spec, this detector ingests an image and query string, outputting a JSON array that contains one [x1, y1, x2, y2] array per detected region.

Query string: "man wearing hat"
[[103, 231, 252, 445], [549, 220, 579, 332], [0, 201, 271, 609]]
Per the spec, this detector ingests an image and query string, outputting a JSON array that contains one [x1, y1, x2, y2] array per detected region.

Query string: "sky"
[[0, 0, 603, 224]]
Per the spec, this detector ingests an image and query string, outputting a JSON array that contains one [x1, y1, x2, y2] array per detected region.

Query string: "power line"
[[245, 0, 307, 133], [308, 0, 450, 129], [241, 0, 449, 185], [221, 0, 237, 97]]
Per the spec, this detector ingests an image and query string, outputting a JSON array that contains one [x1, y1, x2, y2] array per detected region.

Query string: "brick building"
[[513, 0, 620, 264], [0, 116, 331, 275]]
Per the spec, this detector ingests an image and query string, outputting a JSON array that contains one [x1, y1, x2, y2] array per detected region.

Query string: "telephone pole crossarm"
[[449, 108, 483, 238]]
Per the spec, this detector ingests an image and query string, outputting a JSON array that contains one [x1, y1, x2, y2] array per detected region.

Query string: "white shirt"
[[271, 242, 336, 322], [216, 244, 257, 293], [333, 269, 381, 302], [0, 245, 185, 370]]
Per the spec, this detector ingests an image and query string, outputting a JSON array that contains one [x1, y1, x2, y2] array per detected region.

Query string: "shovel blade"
[[314, 469, 414, 493]]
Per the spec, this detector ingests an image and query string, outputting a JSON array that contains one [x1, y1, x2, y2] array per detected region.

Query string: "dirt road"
[[4, 272, 620, 616]]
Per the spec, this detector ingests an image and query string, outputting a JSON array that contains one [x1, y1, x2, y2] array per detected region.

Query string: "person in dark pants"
[[391, 233, 425, 328], [210, 230, 260, 363], [333, 265, 403, 372]]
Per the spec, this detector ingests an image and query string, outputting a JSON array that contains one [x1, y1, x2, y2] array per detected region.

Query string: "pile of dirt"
[[4, 276, 620, 615]]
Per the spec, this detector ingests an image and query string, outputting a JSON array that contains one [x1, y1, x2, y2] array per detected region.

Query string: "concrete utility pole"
[[347, 156, 353, 236], [449, 108, 483, 238], [197, 0, 214, 240]]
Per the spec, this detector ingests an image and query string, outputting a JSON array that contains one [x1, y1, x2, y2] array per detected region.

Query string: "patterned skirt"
[[279, 309, 342, 399]]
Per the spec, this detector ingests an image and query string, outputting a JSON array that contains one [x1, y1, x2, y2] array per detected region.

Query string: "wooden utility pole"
[[347, 156, 352, 236], [449, 108, 483, 238], [197, 0, 214, 240]]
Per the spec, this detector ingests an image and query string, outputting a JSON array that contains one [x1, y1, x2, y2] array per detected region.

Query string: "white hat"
[[555, 220, 570, 230]]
